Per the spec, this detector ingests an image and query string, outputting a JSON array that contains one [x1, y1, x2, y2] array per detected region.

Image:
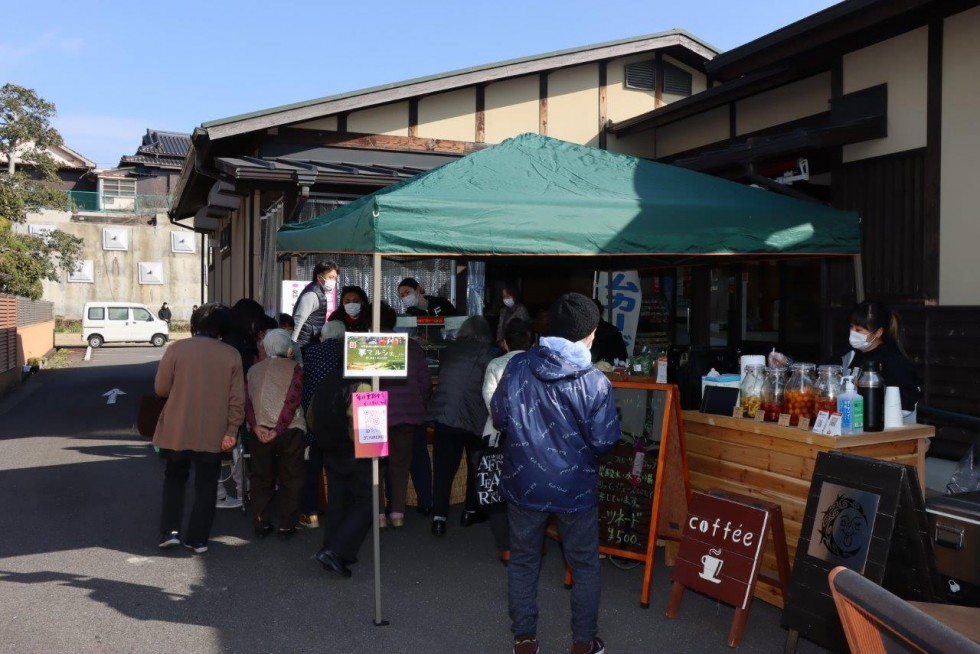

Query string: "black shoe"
[[277, 526, 298, 540], [460, 510, 488, 527], [416, 505, 432, 517], [315, 548, 352, 578], [254, 523, 274, 540], [431, 519, 446, 536]]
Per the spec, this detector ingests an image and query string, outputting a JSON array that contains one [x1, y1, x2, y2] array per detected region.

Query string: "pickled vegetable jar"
[[814, 364, 843, 415], [739, 364, 765, 417], [785, 363, 816, 426], [761, 366, 788, 422]]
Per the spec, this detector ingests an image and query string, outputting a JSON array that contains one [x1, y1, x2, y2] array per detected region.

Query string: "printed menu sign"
[[352, 391, 389, 458], [673, 492, 770, 610]]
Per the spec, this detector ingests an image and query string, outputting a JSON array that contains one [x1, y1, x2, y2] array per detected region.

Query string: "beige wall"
[[606, 53, 660, 124], [484, 76, 540, 144], [606, 131, 657, 159], [843, 27, 928, 162], [29, 211, 202, 321], [348, 102, 409, 136], [736, 72, 830, 136], [655, 105, 729, 158], [940, 7, 980, 304], [17, 320, 54, 367], [548, 64, 600, 146], [663, 55, 708, 105], [418, 88, 476, 141], [293, 116, 338, 130]]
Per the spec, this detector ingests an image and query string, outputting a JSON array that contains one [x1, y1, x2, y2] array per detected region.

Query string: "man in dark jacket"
[[291, 260, 340, 347], [492, 292, 620, 654]]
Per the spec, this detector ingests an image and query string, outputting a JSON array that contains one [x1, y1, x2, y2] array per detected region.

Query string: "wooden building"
[[608, 0, 980, 456]]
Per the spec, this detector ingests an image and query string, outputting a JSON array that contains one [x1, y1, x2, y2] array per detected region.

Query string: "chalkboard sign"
[[598, 440, 659, 554]]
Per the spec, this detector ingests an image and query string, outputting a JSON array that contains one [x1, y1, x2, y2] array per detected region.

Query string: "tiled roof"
[[138, 129, 191, 158]]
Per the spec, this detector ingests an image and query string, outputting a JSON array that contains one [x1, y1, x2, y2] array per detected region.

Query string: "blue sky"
[[1, 0, 839, 168]]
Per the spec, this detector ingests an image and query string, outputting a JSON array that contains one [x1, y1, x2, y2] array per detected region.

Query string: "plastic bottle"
[[838, 375, 864, 435]]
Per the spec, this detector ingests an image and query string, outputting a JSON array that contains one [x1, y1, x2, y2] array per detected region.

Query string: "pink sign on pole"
[[352, 391, 389, 459]]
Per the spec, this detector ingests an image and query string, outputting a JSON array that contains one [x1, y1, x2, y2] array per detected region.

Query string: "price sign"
[[778, 413, 791, 427]]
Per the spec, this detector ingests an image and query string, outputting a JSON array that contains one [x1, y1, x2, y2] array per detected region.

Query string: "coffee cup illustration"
[[699, 548, 724, 584]]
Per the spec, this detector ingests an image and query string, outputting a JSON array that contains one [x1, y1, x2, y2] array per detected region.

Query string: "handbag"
[[137, 395, 167, 438], [473, 446, 505, 507]]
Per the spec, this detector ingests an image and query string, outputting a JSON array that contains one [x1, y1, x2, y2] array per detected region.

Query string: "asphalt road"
[[0, 345, 830, 653]]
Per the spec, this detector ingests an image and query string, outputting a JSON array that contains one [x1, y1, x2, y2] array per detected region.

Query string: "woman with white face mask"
[[397, 277, 458, 318], [845, 300, 921, 419], [496, 284, 531, 349], [326, 286, 372, 333]]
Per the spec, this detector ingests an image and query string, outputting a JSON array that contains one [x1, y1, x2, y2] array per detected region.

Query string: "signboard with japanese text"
[[352, 391, 389, 458], [595, 270, 641, 358], [343, 332, 409, 378], [673, 492, 771, 610], [281, 280, 306, 315], [597, 440, 658, 554]]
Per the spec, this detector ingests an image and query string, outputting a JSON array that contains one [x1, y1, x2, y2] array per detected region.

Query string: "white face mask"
[[345, 302, 362, 317], [323, 279, 336, 291], [503, 298, 515, 308], [849, 329, 876, 352], [400, 293, 418, 309]]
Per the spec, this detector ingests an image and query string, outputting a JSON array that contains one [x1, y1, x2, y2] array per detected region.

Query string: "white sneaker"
[[216, 496, 243, 509]]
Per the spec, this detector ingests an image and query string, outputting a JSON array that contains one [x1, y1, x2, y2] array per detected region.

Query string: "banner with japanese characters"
[[595, 270, 642, 358], [343, 332, 409, 378]]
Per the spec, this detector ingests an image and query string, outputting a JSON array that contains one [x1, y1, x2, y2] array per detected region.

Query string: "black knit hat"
[[549, 292, 600, 342]]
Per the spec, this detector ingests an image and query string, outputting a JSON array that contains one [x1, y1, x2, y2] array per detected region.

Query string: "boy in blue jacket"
[[491, 292, 621, 654]]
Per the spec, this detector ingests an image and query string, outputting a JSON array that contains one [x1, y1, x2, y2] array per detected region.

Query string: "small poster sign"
[[344, 332, 409, 378], [352, 391, 389, 458], [281, 280, 306, 315]]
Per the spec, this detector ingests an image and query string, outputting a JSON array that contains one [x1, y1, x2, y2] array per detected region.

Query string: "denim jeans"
[[508, 503, 600, 642]]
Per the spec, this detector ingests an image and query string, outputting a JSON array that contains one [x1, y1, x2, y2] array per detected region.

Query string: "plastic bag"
[[945, 444, 980, 495]]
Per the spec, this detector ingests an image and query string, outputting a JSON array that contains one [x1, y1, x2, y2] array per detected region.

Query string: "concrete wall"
[[548, 63, 600, 146], [484, 76, 539, 144], [348, 102, 410, 136], [843, 27, 928, 162], [940, 6, 980, 305], [28, 210, 202, 321], [736, 72, 830, 136], [418, 88, 476, 141], [17, 320, 54, 366]]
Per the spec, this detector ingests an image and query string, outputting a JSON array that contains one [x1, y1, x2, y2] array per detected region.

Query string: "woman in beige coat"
[[153, 303, 245, 553]]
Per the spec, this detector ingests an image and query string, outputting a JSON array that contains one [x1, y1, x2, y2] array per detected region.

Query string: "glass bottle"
[[762, 366, 788, 422], [785, 363, 816, 426], [814, 365, 843, 415], [740, 364, 765, 418]]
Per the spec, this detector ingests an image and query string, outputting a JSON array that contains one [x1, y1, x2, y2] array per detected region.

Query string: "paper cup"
[[884, 386, 902, 408]]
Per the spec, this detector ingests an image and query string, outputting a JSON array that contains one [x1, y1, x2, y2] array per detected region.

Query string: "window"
[[132, 308, 152, 321], [101, 177, 136, 197], [87, 307, 105, 320], [624, 60, 656, 91], [663, 62, 693, 97], [108, 308, 128, 321]]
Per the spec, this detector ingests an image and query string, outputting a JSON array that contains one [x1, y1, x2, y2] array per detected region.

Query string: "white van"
[[82, 302, 170, 348]]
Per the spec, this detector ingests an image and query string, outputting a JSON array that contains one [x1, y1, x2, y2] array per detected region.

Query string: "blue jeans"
[[508, 503, 600, 642]]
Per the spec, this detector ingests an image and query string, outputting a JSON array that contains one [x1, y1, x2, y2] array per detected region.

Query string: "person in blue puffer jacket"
[[491, 292, 621, 654]]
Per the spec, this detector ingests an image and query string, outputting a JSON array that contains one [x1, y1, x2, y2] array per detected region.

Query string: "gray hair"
[[320, 320, 346, 341], [456, 315, 492, 345], [263, 328, 294, 358]]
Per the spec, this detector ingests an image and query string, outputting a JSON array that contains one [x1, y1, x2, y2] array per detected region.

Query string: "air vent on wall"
[[663, 62, 693, 97], [624, 60, 656, 91]]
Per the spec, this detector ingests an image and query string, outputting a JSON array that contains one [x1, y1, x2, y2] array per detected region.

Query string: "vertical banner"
[[352, 391, 389, 458], [595, 270, 642, 358], [281, 280, 305, 315]]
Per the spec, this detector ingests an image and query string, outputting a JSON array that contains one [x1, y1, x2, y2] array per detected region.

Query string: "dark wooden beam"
[[654, 52, 664, 107], [475, 87, 485, 143], [539, 73, 548, 135], [337, 113, 348, 133], [408, 99, 419, 138], [598, 61, 608, 149], [729, 102, 737, 139], [275, 127, 485, 155], [923, 19, 943, 301]]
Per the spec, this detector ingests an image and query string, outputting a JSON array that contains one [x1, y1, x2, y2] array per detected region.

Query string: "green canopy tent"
[[278, 134, 861, 625], [277, 133, 860, 260]]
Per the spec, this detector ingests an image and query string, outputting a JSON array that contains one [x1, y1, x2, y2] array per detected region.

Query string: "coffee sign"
[[673, 492, 771, 610]]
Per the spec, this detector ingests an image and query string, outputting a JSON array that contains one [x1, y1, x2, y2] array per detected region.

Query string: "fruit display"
[[785, 363, 817, 426], [761, 367, 788, 423]]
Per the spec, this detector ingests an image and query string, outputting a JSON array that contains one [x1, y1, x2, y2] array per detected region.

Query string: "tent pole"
[[370, 251, 387, 627], [853, 254, 865, 303]]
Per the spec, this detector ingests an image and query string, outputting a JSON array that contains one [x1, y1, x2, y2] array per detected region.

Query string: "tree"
[[0, 83, 82, 299]]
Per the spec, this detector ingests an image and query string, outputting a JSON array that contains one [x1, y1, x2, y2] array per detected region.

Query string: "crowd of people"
[[151, 260, 626, 654]]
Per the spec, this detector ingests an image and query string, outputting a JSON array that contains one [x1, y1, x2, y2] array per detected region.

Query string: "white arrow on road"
[[103, 388, 126, 405]]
